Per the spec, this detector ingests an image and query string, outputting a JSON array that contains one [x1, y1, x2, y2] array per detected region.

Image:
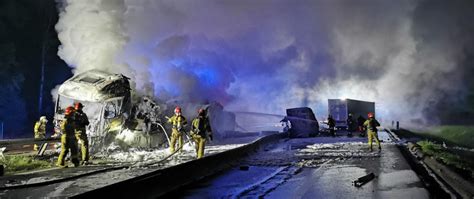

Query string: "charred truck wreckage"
[[54, 70, 236, 154]]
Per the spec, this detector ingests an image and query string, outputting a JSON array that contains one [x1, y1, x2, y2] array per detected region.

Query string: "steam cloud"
[[55, 0, 474, 125]]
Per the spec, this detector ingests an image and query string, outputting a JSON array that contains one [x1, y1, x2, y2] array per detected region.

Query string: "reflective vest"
[[61, 117, 76, 137], [364, 118, 380, 132], [191, 116, 212, 137], [168, 115, 187, 131], [75, 110, 89, 129], [34, 121, 46, 137]]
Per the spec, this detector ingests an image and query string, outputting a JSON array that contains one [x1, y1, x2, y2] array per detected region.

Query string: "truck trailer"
[[328, 99, 375, 129]]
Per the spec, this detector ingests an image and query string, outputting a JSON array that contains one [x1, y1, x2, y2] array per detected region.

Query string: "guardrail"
[[0, 137, 60, 147]]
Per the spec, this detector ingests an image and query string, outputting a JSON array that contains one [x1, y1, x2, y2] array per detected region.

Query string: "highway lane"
[[169, 130, 430, 198]]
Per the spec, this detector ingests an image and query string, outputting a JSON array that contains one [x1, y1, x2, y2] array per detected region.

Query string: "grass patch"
[[422, 125, 474, 149], [417, 140, 472, 173], [0, 155, 53, 174]]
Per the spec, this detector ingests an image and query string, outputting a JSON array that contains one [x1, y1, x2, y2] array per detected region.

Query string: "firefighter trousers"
[[169, 129, 183, 153], [34, 134, 45, 151], [57, 135, 79, 167], [367, 131, 381, 150], [192, 134, 206, 159], [75, 130, 89, 162]]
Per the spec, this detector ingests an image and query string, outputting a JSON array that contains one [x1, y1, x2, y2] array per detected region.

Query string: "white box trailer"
[[328, 99, 375, 129]]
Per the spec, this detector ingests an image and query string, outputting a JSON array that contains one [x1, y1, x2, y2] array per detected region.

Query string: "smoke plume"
[[55, 0, 474, 125]]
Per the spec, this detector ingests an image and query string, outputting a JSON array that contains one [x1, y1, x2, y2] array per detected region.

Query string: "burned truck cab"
[[54, 70, 131, 149]]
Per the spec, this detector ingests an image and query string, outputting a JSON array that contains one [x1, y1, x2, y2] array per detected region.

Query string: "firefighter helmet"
[[174, 106, 182, 114], [368, 112, 374, 118], [40, 116, 48, 123], [65, 106, 75, 116], [198, 108, 206, 116], [74, 102, 84, 110]]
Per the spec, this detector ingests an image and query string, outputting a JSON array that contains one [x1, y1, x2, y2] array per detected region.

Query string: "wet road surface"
[[170, 130, 430, 198], [0, 136, 259, 198]]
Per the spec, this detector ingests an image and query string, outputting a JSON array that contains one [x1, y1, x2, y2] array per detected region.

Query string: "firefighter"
[[357, 115, 366, 136], [57, 106, 80, 168], [190, 109, 213, 159], [74, 102, 90, 165], [280, 117, 291, 133], [347, 113, 355, 136], [327, 114, 336, 136], [33, 116, 48, 151], [167, 106, 187, 153], [363, 112, 381, 151]]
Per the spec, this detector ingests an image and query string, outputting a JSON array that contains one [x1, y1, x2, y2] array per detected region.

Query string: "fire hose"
[[0, 121, 200, 190], [157, 123, 171, 146], [0, 138, 193, 190]]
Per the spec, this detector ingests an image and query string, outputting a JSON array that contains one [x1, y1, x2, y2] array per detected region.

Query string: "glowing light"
[[170, 59, 184, 66], [193, 67, 218, 86]]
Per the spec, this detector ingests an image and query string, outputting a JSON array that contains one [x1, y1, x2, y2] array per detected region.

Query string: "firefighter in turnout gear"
[[357, 115, 366, 136], [57, 106, 80, 168], [74, 102, 90, 165], [327, 115, 336, 136], [347, 113, 355, 136], [363, 112, 381, 151], [167, 106, 187, 153], [33, 116, 48, 151], [190, 109, 213, 159]]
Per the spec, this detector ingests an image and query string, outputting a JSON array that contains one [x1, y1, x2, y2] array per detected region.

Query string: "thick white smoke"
[[55, 0, 473, 126], [56, 0, 130, 76]]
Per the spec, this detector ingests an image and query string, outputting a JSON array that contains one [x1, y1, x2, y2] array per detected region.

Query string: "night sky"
[[0, 0, 71, 138], [1, 0, 474, 138]]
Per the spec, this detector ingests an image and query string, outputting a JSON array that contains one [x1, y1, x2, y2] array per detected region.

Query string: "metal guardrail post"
[[0, 122, 3, 139]]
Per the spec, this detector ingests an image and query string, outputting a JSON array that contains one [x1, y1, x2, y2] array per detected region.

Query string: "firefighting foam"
[[55, 0, 474, 125]]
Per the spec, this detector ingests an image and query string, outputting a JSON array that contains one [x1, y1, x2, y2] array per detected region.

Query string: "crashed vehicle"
[[54, 70, 168, 152], [286, 107, 319, 138]]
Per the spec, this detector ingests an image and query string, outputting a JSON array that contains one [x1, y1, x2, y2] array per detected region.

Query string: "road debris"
[[352, 172, 375, 187]]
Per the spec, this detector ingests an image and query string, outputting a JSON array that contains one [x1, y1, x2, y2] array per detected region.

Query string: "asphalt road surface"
[[170, 130, 430, 199]]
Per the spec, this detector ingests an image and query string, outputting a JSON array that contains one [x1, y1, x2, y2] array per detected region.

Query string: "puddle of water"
[[376, 187, 429, 199], [377, 170, 420, 189]]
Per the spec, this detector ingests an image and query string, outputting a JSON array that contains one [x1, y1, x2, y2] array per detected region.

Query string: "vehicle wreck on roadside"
[[54, 70, 169, 153]]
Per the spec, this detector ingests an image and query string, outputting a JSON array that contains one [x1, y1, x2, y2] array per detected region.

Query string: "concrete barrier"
[[406, 142, 474, 199], [73, 133, 287, 198]]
